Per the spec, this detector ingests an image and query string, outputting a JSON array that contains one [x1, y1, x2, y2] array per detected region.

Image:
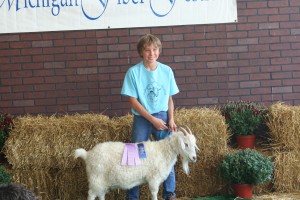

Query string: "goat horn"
[[183, 125, 192, 135], [186, 126, 193, 135], [179, 126, 189, 136]]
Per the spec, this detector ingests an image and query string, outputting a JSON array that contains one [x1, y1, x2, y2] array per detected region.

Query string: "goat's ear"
[[179, 138, 185, 150]]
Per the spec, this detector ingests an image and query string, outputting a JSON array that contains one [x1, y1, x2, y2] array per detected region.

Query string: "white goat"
[[74, 126, 198, 200]]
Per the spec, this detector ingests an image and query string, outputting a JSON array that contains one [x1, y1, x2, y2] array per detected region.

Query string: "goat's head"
[[176, 126, 199, 175]]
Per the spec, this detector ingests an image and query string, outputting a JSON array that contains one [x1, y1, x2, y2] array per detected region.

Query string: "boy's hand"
[[168, 119, 177, 132], [152, 117, 168, 130]]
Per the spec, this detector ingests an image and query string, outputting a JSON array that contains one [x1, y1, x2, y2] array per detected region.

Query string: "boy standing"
[[121, 34, 179, 200]]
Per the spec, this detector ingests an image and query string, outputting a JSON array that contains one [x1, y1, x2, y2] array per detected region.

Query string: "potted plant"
[[0, 112, 13, 163], [0, 166, 11, 184], [221, 101, 267, 149], [219, 149, 274, 198]]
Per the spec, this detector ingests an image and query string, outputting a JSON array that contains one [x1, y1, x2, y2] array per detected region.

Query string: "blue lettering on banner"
[[0, 0, 211, 21], [0, 0, 19, 11], [0, 0, 79, 16], [81, 0, 108, 20], [150, 0, 175, 17], [117, 0, 144, 5]]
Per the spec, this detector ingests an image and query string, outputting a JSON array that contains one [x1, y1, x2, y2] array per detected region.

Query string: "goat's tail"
[[74, 148, 87, 160]]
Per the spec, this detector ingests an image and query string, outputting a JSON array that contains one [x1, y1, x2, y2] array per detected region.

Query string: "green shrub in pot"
[[220, 101, 267, 136], [0, 166, 11, 184], [219, 149, 274, 185], [0, 112, 13, 151]]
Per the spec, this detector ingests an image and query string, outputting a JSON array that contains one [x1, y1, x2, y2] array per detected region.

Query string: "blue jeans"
[[126, 111, 176, 200]]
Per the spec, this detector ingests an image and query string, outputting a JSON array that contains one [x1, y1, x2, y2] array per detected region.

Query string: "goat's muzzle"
[[190, 156, 197, 162]]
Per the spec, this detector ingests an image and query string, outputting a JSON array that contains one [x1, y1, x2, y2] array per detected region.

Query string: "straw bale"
[[9, 168, 57, 200], [4, 113, 111, 169], [174, 107, 230, 164], [4, 115, 58, 169], [175, 159, 228, 198], [54, 167, 88, 199], [267, 103, 300, 151], [254, 182, 274, 195], [110, 114, 133, 143], [272, 150, 300, 192], [51, 113, 111, 169]]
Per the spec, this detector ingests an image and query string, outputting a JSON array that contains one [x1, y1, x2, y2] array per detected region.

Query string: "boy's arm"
[[168, 96, 177, 132]]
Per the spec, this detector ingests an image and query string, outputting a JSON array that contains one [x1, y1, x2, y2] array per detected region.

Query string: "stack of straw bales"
[[4, 108, 231, 199], [7, 103, 300, 199], [266, 103, 300, 192]]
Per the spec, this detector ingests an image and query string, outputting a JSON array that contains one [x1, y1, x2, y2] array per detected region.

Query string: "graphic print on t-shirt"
[[144, 81, 166, 107]]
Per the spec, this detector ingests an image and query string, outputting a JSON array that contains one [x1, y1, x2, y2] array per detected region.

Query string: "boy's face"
[[141, 43, 160, 64]]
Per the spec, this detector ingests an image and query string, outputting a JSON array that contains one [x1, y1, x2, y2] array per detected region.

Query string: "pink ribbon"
[[121, 143, 141, 166]]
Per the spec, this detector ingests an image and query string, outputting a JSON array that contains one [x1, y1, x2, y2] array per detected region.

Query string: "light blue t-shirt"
[[121, 61, 179, 115]]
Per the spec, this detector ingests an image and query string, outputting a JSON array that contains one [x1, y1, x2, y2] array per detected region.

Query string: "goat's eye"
[[185, 143, 188, 148]]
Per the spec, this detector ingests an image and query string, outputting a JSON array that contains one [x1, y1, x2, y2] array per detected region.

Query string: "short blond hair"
[[137, 34, 162, 57]]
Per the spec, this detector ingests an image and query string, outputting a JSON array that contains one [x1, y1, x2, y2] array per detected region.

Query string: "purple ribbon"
[[121, 143, 141, 166]]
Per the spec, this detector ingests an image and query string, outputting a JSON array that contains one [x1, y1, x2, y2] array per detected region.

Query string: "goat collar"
[[159, 130, 172, 139]]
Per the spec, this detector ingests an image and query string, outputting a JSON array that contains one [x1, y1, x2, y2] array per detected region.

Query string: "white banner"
[[0, 0, 237, 34]]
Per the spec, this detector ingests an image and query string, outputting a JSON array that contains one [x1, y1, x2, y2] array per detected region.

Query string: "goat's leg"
[[148, 181, 160, 200], [88, 189, 96, 200], [98, 192, 106, 200]]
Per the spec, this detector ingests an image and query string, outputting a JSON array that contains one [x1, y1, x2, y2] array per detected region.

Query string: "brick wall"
[[1, 0, 300, 116]]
